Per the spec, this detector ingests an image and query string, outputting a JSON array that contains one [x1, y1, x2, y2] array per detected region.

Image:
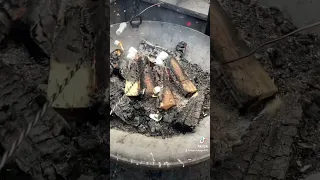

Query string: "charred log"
[[141, 60, 155, 96], [167, 57, 197, 95], [174, 92, 205, 129]]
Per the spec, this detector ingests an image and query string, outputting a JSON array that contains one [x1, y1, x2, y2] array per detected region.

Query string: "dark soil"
[[110, 45, 210, 137], [211, 0, 320, 180]]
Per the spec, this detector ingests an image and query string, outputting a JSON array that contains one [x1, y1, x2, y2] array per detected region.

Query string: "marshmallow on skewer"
[[114, 40, 124, 50], [114, 40, 120, 46]]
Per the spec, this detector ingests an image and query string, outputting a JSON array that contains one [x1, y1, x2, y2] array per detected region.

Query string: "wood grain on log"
[[175, 92, 205, 128], [210, 0, 278, 108]]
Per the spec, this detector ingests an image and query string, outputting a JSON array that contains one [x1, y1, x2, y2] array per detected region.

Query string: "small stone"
[[77, 175, 94, 180], [148, 120, 161, 132], [131, 116, 141, 127], [137, 124, 147, 133], [154, 122, 162, 131], [300, 165, 312, 172], [163, 111, 176, 123], [298, 143, 314, 149], [254, 53, 262, 60], [296, 161, 302, 167]]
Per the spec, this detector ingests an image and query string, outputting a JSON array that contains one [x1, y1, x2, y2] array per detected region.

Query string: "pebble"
[[296, 160, 302, 167], [304, 172, 320, 180], [137, 124, 147, 133], [300, 164, 312, 172]]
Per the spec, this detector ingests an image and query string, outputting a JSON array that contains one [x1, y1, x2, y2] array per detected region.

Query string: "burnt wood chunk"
[[112, 95, 140, 126], [167, 57, 197, 95], [142, 62, 155, 96], [153, 66, 164, 86], [160, 86, 176, 110], [124, 58, 141, 96], [110, 77, 140, 126], [211, 0, 278, 109], [175, 92, 205, 128], [153, 66, 177, 110]]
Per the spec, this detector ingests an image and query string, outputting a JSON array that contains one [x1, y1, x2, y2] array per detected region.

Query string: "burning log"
[[142, 61, 155, 96], [124, 47, 141, 96], [153, 65, 177, 110], [167, 57, 197, 95]]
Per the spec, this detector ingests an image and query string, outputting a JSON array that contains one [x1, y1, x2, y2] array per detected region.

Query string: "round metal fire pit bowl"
[[110, 21, 210, 168]]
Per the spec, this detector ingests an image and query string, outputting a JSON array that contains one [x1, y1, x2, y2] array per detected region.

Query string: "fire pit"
[[110, 21, 210, 168]]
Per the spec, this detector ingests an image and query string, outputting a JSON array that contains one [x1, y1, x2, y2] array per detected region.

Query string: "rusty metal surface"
[[110, 21, 210, 168]]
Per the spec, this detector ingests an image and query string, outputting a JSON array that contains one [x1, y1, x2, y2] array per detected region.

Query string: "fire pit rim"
[[110, 116, 210, 168], [110, 21, 210, 168]]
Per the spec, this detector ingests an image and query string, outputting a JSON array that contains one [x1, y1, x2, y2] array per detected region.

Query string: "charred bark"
[[174, 92, 205, 129]]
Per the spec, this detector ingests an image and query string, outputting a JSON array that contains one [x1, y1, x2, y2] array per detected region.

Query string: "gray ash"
[[110, 43, 210, 137]]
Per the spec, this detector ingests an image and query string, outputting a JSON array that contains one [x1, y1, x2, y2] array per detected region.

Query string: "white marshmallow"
[[155, 51, 168, 66], [114, 40, 120, 46], [116, 22, 127, 35], [149, 114, 162, 122], [126, 52, 136, 61], [153, 86, 162, 94], [128, 47, 138, 54]]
